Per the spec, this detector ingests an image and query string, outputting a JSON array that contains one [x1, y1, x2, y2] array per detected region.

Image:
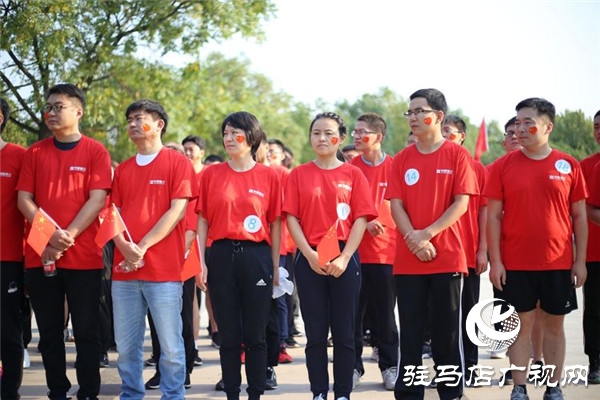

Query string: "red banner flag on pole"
[[474, 118, 489, 161], [27, 208, 58, 257], [95, 203, 127, 248]]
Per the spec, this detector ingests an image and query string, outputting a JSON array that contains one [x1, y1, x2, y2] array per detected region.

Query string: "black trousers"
[[99, 241, 115, 353], [461, 267, 480, 368], [354, 263, 398, 373], [208, 239, 273, 400], [27, 268, 102, 400], [394, 273, 464, 400], [148, 275, 197, 375], [267, 298, 280, 367], [1, 261, 25, 400], [584, 262, 600, 362], [295, 247, 361, 400]]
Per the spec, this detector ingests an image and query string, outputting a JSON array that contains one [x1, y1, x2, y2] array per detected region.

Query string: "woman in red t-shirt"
[[196, 111, 281, 400], [283, 112, 376, 400]]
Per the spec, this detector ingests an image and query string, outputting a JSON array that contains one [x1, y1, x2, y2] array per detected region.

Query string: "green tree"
[[0, 0, 275, 142], [551, 109, 595, 160]]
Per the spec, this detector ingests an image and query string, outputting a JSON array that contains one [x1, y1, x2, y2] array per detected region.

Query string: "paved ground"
[[19, 271, 600, 399]]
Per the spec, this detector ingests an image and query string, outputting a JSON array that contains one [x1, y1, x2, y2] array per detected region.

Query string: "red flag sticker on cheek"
[[142, 123, 151, 132], [529, 126, 537, 134], [449, 133, 457, 141], [235, 135, 245, 143], [361, 136, 370, 143], [424, 117, 432, 125], [331, 137, 339, 145], [44, 112, 50, 119]]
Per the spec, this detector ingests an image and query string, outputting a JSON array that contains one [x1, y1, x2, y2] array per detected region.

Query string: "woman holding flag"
[[196, 111, 281, 400], [283, 112, 376, 400]]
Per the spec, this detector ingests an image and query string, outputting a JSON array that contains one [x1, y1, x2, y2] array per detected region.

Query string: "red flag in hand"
[[316, 222, 341, 265], [95, 203, 127, 248], [181, 236, 202, 280], [27, 209, 58, 257]]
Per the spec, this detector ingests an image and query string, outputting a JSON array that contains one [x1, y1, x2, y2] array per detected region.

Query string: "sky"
[[172, 0, 600, 125]]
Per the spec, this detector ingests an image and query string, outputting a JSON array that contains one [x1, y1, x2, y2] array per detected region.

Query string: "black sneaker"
[[99, 353, 109, 368], [145, 372, 161, 390], [184, 373, 191, 389], [193, 352, 203, 366], [285, 337, 300, 348], [215, 378, 225, 391], [211, 332, 221, 349], [144, 355, 157, 367], [504, 370, 514, 385], [291, 328, 303, 337], [265, 366, 278, 390]]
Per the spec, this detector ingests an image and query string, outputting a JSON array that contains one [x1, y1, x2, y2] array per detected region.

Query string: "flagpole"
[[39, 207, 64, 232]]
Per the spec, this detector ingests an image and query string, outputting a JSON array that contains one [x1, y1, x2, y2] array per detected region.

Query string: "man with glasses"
[[387, 88, 477, 400], [486, 98, 587, 400], [17, 84, 112, 400], [349, 113, 399, 391]]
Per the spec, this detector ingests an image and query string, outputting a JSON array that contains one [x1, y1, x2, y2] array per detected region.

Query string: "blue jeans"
[[112, 280, 185, 400]]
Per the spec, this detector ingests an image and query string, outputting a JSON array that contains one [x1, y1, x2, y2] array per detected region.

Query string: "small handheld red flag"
[[181, 236, 202, 280], [27, 208, 58, 257], [316, 222, 341, 265], [95, 204, 127, 248]]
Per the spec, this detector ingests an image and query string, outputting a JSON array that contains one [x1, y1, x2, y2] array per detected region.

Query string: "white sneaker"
[[336, 397, 349, 400], [23, 349, 30, 369], [491, 349, 507, 359], [313, 394, 326, 400], [382, 366, 397, 390], [352, 369, 361, 389], [371, 346, 379, 362]]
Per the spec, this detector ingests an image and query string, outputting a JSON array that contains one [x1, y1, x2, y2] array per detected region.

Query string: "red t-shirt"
[[112, 148, 197, 281], [1, 143, 27, 262], [485, 149, 587, 271], [457, 158, 488, 268], [581, 153, 600, 262], [17, 136, 112, 269], [283, 162, 377, 247], [386, 141, 478, 275], [350, 154, 397, 265], [196, 162, 281, 243], [271, 164, 296, 255]]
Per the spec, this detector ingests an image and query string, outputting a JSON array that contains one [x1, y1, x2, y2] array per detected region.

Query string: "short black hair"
[[309, 112, 347, 137], [46, 83, 86, 109], [342, 144, 356, 152], [0, 98, 9, 133], [515, 98, 555, 124], [125, 99, 169, 136], [443, 115, 467, 134], [504, 116, 517, 131], [221, 111, 266, 157], [182, 135, 206, 150], [357, 112, 387, 137], [594, 110, 600, 119], [205, 154, 224, 164], [409, 88, 447, 114], [268, 138, 285, 151]]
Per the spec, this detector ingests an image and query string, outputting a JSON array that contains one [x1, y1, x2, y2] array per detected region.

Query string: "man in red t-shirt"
[[387, 89, 477, 400], [486, 98, 587, 400], [349, 113, 399, 390], [111, 100, 196, 399], [580, 109, 600, 384], [17, 84, 112, 400], [0, 98, 27, 400], [441, 115, 488, 385]]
